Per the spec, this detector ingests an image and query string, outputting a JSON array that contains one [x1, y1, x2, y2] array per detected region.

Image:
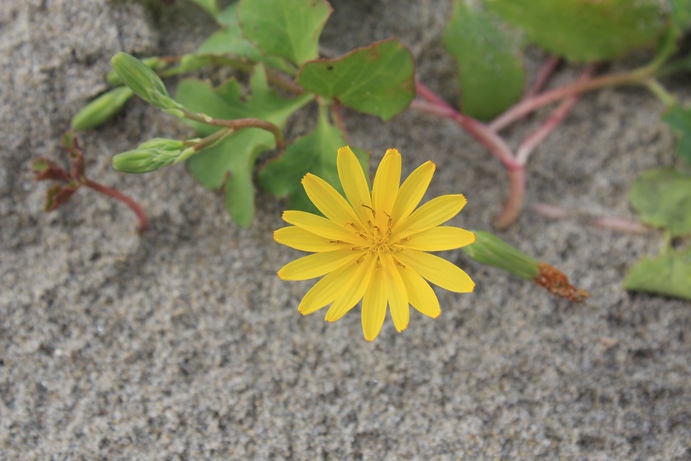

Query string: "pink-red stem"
[[516, 65, 597, 165], [489, 69, 643, 132], [493, 166, 526, 229], [533, 203, 652, 234], [525, 56, 561, 100], [85, 179, 148, 232]]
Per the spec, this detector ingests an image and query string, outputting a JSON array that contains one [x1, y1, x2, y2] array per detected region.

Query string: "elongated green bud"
[[106, 57, 162, 86], [71, 86, 134, 131], [461, 230, 540, 280], [111, 52, 184, 115], [112, 138, 191, 173]]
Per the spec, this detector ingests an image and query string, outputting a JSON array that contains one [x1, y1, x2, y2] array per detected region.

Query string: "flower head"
[[275, 147, 475, 341]]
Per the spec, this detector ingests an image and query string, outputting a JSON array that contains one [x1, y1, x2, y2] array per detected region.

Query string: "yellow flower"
[[275, 146, 475, 341]]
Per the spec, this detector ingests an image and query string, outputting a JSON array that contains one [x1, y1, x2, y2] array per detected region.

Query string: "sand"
[[1, 0, 690, 459]]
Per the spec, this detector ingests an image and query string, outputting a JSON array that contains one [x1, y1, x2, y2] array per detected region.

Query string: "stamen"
[[362, 204, 376, 219]]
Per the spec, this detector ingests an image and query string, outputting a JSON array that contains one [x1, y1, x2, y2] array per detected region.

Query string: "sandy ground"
[[1, 0, 690, 459]]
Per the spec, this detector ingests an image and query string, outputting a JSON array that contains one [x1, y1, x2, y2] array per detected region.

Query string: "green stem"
[[644, 79, 676, 109]]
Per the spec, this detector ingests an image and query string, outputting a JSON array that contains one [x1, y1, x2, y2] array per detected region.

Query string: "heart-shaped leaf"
[[296, 39, 415, 121]]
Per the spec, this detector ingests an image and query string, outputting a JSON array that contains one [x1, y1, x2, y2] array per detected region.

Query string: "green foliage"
[[630, 169, 691, 238], [175, 65, 313, 226], [297, 40, 415, 121], [624, 248, 691, 300], [443, 0, 524, 120], [187, 0, 218, 17], [237, 0, 332, 66], [196, 3, 293, 73], [670, 0, 691, 29], [197, 4, 261, 58], [626, 168, 691, 300], [485, 0, 666, 62], [663, 105, 691, 166], [259, 106, 369, 213]]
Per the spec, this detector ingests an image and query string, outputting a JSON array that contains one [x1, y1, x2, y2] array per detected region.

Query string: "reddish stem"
[[489, 69, 643, 132], [516, 65, 596, 165], [84, 179, 148, 232], [533, 203, 652, 234], [415, 81, 453, 108], [493, 166, 526, 230], [410, 99, 518, 169], [524, 56, 561, 100], [329, 103, 347, 137], [593, 217, 653, 234]]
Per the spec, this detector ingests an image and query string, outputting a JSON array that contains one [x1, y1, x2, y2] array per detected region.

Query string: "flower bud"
[[112, 138, 188, 173], [106, 57, 162, 86], [461, 230, 540, 280], [110, 52, 183, 113], [71, 86, 134, 131]]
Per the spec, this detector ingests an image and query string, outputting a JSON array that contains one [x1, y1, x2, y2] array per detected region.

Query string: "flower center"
[[346, 205, 405, 257]]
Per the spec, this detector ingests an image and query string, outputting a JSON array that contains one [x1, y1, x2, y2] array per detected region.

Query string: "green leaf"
[[187, 0, 218, 17], [670, 0, 691, 30], [443, 0, 524, 120], [624, 248, 691, 300], [259, 106, 369, 214], [630, 168, 691, 237], [237, 0, 332, 66], [198, 3, 261, 59], [485, 0, 666, 62], [296, 40, 415, 121], [196, 3, 293, 74], [175, 65, 313, 226], [663, 104, 691, 166]]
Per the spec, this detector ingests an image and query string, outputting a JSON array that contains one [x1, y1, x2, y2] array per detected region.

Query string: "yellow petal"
[[302, 173, 361, 227], [325, 253, 376, 322], [398, 227, 476, 251], [393, 194, 467, 240], [362, 267, 387, 341], [382, 253, 409, 333], [337, 146, 373, 224], [397, 264, 441, 318], [278, 249, 360, 281], [298, 263, 358, 315], [274, 226, 349, 252], [371, 148, 401, 216], [390, 160, 435, 226], [282, 210, 360, 245], [395, 249, 475, 293]]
